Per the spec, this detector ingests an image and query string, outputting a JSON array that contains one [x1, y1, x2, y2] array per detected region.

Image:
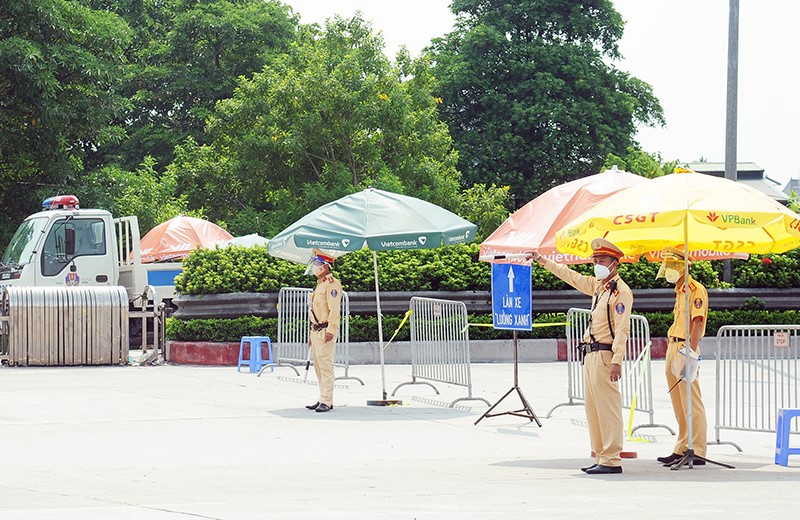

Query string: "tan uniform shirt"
[[311, 274, 343, 337], [541, 259, 633, 365], [667, 276, 708, 341]]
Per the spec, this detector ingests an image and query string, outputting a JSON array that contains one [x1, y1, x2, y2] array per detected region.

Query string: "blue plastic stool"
[[237, 336, 274, 373], [775, 408, 800, 466]]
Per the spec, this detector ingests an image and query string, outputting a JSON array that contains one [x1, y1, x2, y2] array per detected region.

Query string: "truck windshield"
[[2, 217, 47, 265]]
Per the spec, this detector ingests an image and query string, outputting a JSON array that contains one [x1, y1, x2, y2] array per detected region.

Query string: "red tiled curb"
[[168, 341, 240, 365]]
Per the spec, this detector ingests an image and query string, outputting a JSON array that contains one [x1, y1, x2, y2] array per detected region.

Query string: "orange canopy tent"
[[139, 216, 233, 263]]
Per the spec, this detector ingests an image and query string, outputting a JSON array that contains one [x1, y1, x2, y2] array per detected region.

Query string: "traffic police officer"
[[655, 247, 709, 466], [305, 249, 343, 413], [530, 238, 633, 474]]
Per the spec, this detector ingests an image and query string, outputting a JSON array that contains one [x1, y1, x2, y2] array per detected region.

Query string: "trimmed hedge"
[[176, 243, 800, 296]]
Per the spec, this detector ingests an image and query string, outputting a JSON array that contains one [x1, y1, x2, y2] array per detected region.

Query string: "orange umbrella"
[[480, 167, 647, 264], [139, 216, 233, 263]]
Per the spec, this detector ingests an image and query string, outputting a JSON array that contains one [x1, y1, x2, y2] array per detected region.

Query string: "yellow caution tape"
[[382, 309, 413, 351]]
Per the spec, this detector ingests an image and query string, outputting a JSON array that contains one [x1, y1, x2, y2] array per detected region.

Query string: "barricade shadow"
[[491, 458, 800, 481], [266, 405, 474, 422]]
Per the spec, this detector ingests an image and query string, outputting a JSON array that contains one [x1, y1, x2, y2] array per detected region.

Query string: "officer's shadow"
[[492, 458, 800, 481]]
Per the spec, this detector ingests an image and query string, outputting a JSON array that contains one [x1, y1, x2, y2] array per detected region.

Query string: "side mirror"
[[65, 227, 75, 257]]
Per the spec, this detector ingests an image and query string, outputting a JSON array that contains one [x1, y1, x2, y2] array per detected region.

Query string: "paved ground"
[[0, 359, 797, 519]]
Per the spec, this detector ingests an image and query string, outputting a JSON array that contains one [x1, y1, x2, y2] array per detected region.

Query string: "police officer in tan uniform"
[[304, 250, 343, 413], [530, 238, 633, 474], [655, 247, 709, 466]]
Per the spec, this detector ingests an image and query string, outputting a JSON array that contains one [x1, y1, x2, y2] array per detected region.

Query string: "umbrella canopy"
[[555, 170, 800, 257], [268, 188, 477, 404], [268, 188, 477, 262], [140, 216, 233, 263], [480, 167, 647, 264]]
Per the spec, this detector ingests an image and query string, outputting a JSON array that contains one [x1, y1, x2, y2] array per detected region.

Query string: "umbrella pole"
[[366, 251, 402, 406], [669, 221, 734, 470]]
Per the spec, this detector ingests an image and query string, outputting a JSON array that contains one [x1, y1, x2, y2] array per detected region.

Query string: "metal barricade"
[[546, 307, 672, 434], [266, 286, 362, 384], [391, 297, 490, 407], [1, 286, 129, 366], [713, 325, 800, 451]]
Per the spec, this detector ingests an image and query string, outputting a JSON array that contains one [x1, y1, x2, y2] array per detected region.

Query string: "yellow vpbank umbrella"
[[556, 170, 800, 257]]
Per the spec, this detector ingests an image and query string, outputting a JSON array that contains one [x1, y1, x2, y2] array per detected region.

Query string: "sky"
[[282, 1, 800, 189]]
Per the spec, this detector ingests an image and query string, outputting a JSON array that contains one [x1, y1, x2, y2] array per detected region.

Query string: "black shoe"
[[584, 464, 622, 475], [315, 403, 332, 413], [581, 464, 598, 473], [656, 452, 683, 464], [305, 402, 320, 410]]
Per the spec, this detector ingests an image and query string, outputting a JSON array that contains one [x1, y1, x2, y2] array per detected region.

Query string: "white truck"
[[0, 195, 181, 306], [0, 195, 178, 362]]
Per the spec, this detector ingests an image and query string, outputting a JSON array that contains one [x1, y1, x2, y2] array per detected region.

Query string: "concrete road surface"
[[0, 360, 797, 519]]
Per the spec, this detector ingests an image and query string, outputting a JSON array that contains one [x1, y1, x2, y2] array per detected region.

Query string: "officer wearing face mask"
[[304, 249, 342, 413], [655, 247, 709, 466], [529, 238, 633, 474]]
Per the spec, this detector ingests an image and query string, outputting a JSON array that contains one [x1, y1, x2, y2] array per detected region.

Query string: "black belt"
[[587, 342, 613, 352], [310, 322, 329, 331], [670, 336, 686, 343]]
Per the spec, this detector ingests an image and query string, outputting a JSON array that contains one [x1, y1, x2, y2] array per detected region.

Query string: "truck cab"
[[1, 195, 120, 290]]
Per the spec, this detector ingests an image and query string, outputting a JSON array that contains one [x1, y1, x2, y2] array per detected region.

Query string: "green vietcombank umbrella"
[[268, 188, 478, 405]]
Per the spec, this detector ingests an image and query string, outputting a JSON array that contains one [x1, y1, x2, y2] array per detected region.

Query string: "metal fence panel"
[[714, 325, 800, 450], [547, 307, 671, 435], [391, 297, 489, 407], [272, 286, 360, 383], [2, 286, 129, 366]]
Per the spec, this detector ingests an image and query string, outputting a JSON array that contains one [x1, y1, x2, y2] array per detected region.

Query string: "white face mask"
[[665, 268, 680, 284], [594, 264, 611, 280]]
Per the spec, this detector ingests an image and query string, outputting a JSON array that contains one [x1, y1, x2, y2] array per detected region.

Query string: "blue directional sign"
[[491, 263, 532, 331]]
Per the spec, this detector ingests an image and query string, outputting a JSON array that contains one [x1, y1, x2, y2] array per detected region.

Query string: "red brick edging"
[[169, 341, 241, 365]]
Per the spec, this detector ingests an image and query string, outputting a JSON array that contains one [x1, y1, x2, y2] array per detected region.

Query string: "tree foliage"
[[91, 0, 298, 172], [430, 0, 665, 204], [0, 0, 132, 238], [176, 14, 463, 236]]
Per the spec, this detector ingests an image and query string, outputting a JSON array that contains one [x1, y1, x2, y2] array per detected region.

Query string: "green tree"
[[0, 0, 132, 243], [459, 183, 511, 240], [178, 14, 463, 236], [81, 157, 197, 233], [430, 0, 665, 205], [603, 147, 678, 178], [93, 0, 299, 172]]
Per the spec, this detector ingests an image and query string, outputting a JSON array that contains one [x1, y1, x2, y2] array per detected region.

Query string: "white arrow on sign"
[[507, 266, 515, 293]]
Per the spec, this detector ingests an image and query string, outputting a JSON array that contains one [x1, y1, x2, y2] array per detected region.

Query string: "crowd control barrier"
[[391, 297, 490, 407], [264, 286, 362, 384], [713, 325, 800, 451], [546, 307, 673, 435], [1, 286, 129, 366]]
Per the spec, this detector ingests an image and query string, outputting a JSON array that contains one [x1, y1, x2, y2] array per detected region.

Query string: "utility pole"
[[723, 0, 739, 283]]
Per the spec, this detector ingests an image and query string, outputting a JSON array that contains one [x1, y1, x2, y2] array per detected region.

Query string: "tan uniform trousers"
[[665, 340, 707, 457], [584, 350, 623, 467], [310, 329, 336, 406]]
